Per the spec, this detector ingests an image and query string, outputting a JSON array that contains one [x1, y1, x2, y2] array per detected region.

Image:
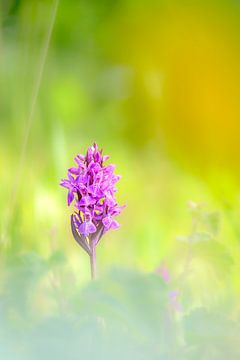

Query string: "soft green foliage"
[[0, 206, 239, 359], [0, 264, 239, 359]]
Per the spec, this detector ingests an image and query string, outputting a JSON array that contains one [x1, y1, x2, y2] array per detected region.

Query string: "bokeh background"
[[1, 0, 240, 359]]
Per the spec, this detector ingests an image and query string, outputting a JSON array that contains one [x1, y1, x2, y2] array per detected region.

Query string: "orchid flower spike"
[[60, 143, 125, 279]]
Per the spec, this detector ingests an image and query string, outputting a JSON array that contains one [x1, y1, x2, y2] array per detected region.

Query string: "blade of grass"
[[1, 0, 59, 245]]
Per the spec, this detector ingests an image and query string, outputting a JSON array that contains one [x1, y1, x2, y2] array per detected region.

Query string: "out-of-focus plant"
[[177, 201, 220, 244], [0, 202, 239, 360], [60, 143, 125, 279]]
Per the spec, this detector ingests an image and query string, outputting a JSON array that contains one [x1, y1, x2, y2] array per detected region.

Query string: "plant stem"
[[90, 241, 96, 280]]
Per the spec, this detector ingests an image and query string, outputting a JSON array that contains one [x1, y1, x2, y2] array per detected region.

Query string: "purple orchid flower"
[[60, 143, 125, 279]]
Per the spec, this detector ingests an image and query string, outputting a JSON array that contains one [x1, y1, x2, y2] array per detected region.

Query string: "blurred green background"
[[1, 0, 240, 358]]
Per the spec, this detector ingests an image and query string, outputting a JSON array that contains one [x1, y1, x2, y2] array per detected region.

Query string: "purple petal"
[[102, 216, 119, 231], [84, 210, 92, 222], [110, 219, 119, 230], [78, 195, 95, 207], [104, 164, 116, 175], [75, 202, 86, 211], [105, 193, 115, 205], [102, 155, 109, 162], [111, 204, 126, 216], [74, 154, 85, 166], [60, 179, 71, 189], [68, 173, 75, 182], [79, 221, 96, 236], [79, 183, 88, 196], [68, 190, 74, 206], [68, 167, 79, 175], [94, 151, 102, 163], [112, 175, 121, 184], [87, 221, 97, 234]]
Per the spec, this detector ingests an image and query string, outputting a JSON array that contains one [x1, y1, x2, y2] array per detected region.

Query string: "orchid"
[[60, 143, 125, 279]]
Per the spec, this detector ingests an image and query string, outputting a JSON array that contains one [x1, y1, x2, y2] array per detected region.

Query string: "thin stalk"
[[90, 241, 97, 280]]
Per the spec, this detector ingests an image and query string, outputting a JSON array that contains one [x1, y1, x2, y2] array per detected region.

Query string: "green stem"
[[90, 241, 96, 280]]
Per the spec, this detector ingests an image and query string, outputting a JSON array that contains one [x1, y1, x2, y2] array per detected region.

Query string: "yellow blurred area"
[[112, 2, 240, 177]]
